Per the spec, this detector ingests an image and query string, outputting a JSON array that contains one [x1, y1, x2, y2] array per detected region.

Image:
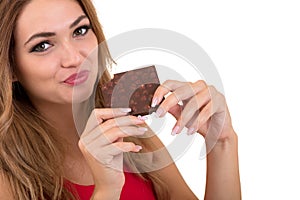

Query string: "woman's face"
[[14, 0, 98, 106]]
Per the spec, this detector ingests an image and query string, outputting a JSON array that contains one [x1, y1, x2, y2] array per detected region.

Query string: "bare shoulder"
[[0, 171, 14, 199]]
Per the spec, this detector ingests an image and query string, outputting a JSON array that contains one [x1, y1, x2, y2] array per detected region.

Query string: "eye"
[[30, 41, 52, 53], [73, 25, 91, 37]]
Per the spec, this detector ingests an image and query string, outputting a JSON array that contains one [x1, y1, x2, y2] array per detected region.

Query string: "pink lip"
[[63, 70, 90, 86]]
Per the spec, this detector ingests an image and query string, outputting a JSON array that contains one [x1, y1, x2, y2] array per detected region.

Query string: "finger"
[[92, 142, 142, 166], [168, 104, 182, 120], [155, 80, 208, 117], [100, 116, 146, 134], [151, 80, 186, 108], [185, 86, 224, 135], [94, 108, 132, 121], [171, 87, 211, 135], [102, 126, 148, 144], [166, 98, 190, 120], [81, 115, 146, 144], [187, 101, 213, 136], [83, 126, 147, 148], [82, 108, 132, 135], [107, 142, 143, 156]]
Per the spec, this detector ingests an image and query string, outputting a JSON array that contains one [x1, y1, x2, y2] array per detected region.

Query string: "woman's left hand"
[[151, 80, 235, 143]]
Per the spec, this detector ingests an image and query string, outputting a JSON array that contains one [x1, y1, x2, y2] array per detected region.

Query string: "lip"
[[63, 70, 90, 86]]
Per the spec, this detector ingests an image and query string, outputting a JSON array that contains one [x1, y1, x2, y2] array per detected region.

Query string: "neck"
[[30, 101, 95, 184], [33, 101, 92, 149]]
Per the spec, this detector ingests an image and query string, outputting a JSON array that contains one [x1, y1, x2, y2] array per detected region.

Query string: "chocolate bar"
[[100, 65, 161, 116]]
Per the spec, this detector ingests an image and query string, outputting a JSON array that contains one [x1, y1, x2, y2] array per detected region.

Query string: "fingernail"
[[137, 115, 148, 121], [138, 127, 148, 132], [171, 126, 180, 136], [135, 145, 143, 151], [187, 128, 195, 135], [120, 108, 132, 113], [151, 98, 158, 108], [155, 107, 164, 117]]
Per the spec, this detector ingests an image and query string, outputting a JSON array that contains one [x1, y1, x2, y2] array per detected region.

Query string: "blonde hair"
[[0, 0, 170, 199]]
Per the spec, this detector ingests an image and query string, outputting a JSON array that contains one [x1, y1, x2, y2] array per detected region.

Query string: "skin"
[[13, 0, 99, 185], [1, 0, 241, 199], [13, 0, 143, 193], [152, 80, 241, 199], [14, 0, 99, 107]]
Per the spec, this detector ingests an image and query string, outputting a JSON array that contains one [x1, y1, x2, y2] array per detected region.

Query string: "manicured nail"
[[120, 108, 132, 113], [155, 107, 164, 117], [135, 145, 143, 151], [151, 98, 158, 108], [171, 126, 180, 136], [137, 115, 148, 121], [138, 127, 148, 132], [187, 128, 195, 135]]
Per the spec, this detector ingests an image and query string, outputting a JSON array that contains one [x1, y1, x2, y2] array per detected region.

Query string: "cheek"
[[81, 35, 98, 59], [79, 34, 99, 71], [16, 54, 58, 88]]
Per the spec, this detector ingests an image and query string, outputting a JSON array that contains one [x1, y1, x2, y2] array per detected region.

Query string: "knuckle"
[[162, 80, 172, 86], [91, 108, 98, 114], [189, 95, 199, 107], [195, 80, 207, 88], [208, 85, 217, 93], [207, 85, 223, 100], [118, 126, 130, 136], [90, 109, 103, 123], [171, 91, 181, 103], [110, 127, 124, 138], [96, 116, 103, 124], [92, 108, 101, 116], [161, 80, 174, 91], [103, 118, 115, 127]]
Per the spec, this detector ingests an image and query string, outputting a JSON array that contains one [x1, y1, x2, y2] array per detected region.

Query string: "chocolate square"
[[100, 65, 161, 116]]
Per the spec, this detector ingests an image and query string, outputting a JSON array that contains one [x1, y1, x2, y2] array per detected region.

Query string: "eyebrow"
[[69, 15, 87, 29], [24, 15, 88, 46]]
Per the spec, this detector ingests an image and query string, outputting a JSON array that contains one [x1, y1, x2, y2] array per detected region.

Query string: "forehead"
[[16, 0, 85, 37]]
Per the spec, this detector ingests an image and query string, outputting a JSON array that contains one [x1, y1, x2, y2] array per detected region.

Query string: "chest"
[[66, 172, 156, 200]]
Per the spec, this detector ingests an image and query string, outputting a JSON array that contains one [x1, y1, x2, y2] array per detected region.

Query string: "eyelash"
[[73, 25, 91, 37], [30, 24, 92, 53]]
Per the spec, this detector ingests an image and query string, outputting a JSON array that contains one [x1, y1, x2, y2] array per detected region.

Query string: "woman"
[[0, 0, 241, 199]]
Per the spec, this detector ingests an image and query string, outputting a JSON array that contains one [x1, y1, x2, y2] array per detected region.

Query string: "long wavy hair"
[[0, 0, 170, 199]]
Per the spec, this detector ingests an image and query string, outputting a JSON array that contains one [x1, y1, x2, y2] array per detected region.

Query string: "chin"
[[71, 84, 96, 104]]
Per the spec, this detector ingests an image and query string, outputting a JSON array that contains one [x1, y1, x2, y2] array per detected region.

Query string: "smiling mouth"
[[63, 70, 90, 86]]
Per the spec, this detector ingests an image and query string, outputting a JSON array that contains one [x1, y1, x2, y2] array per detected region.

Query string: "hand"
[[78, 108, 147, 199], [152, 80, 235, 143]]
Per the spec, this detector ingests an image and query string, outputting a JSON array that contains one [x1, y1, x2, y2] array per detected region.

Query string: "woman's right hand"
[[78, 108, 147, 199]]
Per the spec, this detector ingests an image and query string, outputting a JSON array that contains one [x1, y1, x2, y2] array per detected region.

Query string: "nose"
[[60, 41, 83, 68]]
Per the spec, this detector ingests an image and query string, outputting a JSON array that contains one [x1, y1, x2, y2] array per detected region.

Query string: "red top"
[[65, 172, 156, 200]]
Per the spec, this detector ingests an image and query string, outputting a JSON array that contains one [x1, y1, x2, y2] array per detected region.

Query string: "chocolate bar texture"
[[100, 65, 161, 116]]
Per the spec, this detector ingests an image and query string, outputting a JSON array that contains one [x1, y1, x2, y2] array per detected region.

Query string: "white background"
[[93, 0, 300, 199]]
